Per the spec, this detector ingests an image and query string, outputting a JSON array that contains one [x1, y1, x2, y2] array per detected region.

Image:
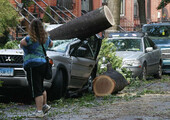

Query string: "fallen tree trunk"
[[93, 64, 129, 96], [49, 5, 114, 40]]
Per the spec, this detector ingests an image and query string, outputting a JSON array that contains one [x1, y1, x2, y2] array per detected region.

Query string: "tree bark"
[[106, 0, 121, 32], [137, 0, 147, 26], [48, 6, 114, 40], [93, 64, 129, 97]]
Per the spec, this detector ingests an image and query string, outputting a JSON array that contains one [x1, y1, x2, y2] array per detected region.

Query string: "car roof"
[[143, 22, 170, 27], [108, 32, 145, 38], [45, 24, 63, 32]]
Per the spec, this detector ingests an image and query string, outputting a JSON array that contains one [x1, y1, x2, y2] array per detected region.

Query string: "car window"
[[143, 25, 170, 37], [109, 38, 142, 51], [147, 37, 157, 49], [73, 40, 94, 59], [49, 38, 77, 52], [144, 37, 151, 49], [86, 36, 101, 59]]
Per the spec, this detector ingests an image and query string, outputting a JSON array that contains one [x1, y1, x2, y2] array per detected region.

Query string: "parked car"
[[0, 35, 102, 99], [108, 32, 162, 80], [142, 22, 170, 73]]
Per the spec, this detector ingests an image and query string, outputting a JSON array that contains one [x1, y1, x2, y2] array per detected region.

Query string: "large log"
[[93, 64, 129, 96], [48, 5, 114, 40]]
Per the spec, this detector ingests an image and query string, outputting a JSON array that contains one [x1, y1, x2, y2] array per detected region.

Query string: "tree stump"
[[48, 5, 115, 40], [93, 64, 129, 96]]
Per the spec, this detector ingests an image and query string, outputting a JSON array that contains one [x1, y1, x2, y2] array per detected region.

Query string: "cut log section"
[[49, 5, 115, 40], [93, 64, 129, 96], [93, 75, 116, 96]]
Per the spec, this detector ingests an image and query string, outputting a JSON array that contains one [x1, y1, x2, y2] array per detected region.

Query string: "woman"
[[20, 18, 53, 118]]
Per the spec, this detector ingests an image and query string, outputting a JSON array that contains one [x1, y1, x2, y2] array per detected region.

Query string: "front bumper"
[[0, 67, 52, 88], [0, 76, 28, 87], [162, 59, 170, 73], [122, 66, 142, 78]]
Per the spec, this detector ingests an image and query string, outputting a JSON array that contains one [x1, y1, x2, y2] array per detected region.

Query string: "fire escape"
[[11, 0, 77, 40]]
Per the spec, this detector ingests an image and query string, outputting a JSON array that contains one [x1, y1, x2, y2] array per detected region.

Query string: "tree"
[[107, 0, 121, 32], [43, 6, 52, 23], [97, 39, 122, 75], [137, 0, 147, 26], [0, 0, 19, 44], [21, 0, 33, 8], [157, 0, 170, 9]]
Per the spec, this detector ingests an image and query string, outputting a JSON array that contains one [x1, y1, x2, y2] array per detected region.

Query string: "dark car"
[[0, 35, 102, 99], [142, 22, 170, 73], [107, 32, 162, 80]]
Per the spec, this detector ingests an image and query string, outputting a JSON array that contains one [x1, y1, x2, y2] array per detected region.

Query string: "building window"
[[120, 0, 125, 16], [134, 0, 138, 17], [102, 0, 108, 6], [57, 0, 73, 10], [81, 0, 93, 12]]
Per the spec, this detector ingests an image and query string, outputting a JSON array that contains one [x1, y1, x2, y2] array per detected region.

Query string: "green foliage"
[[97, 38, 122, 74], [137, 88, 166, 95], [0, 0, 19, 37], [0, 44, 4, 49], [21, 0, 34, 8], [43, 6, 51, 23], [157, 0, 170, 9], [4, 40, 20, 49], [0, 81, 3, 87]]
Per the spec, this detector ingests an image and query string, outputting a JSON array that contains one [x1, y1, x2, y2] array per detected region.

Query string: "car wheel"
[[139, 64, 147, 80], [154, 63, 162, 79], [50, 69, 64, 100]]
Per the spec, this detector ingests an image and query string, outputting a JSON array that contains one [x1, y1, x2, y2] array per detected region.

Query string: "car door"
[[144, 37, 154, 74], [147, 37, 161, 73], [144, 37, 159, 74], [69, 36, 102, 88]]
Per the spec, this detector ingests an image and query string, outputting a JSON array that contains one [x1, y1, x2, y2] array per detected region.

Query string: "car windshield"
[[109, 38, 142, 51], [142, 25, 170, 37], [48, 38, 77, 52]]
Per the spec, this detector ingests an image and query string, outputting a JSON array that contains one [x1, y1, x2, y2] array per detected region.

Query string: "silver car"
[[0, 35, 102, 99], [108, 32, 162, 80]]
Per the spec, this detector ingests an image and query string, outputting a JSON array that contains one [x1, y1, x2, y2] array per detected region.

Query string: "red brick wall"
[[125, 0, 134, 25], [73, 0, 81, 17], [93, 0, 102, 10], [150, 0, 170, 22]]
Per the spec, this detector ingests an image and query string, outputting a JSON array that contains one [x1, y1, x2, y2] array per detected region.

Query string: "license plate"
[[0, 68, 14, 76]]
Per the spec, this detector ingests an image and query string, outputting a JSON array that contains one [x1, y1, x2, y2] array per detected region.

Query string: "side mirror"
[[146, 47, 153, 52]]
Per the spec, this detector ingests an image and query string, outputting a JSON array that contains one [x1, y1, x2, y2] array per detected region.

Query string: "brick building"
[[9, 0, 170, 31]]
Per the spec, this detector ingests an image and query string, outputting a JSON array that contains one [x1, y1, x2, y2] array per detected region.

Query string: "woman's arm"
[[49, 40, 53, 48], [20, 37, 27, 48]]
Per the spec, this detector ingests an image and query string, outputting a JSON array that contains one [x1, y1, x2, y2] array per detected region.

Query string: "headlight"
[[123, 60, 141, 66]]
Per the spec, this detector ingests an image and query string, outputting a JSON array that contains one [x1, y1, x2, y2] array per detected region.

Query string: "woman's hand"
[[49, 40, 53, 48]]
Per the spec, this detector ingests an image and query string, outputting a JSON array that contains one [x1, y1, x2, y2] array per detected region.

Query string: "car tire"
[[154, 63, 162, 79], [50, 69, 64, 100], [139, 64, 147, 80]]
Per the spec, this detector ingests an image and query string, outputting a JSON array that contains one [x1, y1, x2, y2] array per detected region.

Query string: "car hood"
[[149, 37, 170, 49], [115, 51, 143, 60], [0, 49, 24, 55], [0, 49, 64, 57]]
